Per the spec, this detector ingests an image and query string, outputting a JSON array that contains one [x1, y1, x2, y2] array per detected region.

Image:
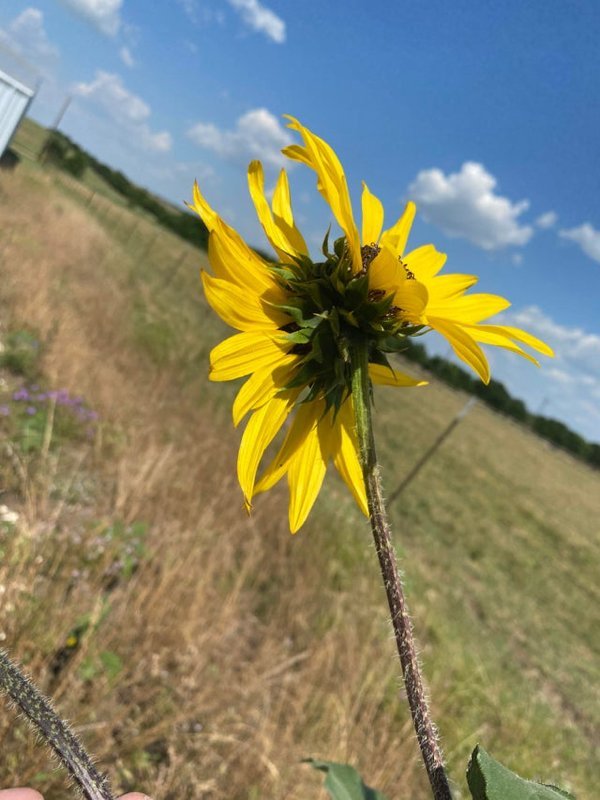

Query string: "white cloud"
[[58, 0, 122, 36], [484, 306, 600, 441], [408, 162, 534, 250], [187, 108, 292, 168], [0, 7, 59, 66], [139, 129, 172, 153], [177, 0, 225, 27], [545, 367, 571, 385], [72, 71, 171, 152], [535, 211, 558, 229], [147, 159, 214, 186], [504, 306, 600, 392], [227, 0, 286, 43], [559, 223, 600, 264], [119, 46, 135, 68], [511, 253, 523, 266], [74, 71, 147, 122], [177, 0, 198, 22]]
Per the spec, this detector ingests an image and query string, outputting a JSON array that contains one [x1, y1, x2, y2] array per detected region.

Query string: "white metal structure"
[[0, 68, 35, 159]]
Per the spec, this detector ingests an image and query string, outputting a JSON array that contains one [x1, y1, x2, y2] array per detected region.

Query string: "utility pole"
[[50, 95, 72, 131], [39, 95, 72, 163], [537, 396, 550, 416]]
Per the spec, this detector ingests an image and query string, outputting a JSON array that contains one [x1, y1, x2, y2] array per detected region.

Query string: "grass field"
[[0, 134, 598, 800]]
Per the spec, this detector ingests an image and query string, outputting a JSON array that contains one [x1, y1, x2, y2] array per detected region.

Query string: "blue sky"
[[1, 0, 599, 441]]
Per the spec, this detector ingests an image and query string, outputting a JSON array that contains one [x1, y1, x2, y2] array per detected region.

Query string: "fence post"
[[387, 397, 477, 506]]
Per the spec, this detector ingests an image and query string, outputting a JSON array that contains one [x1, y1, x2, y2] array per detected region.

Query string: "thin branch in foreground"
[[0, 649, 115, 800]]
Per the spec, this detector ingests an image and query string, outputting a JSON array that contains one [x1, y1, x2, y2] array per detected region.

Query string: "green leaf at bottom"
[[467, 745, 575, 800], [305, 758, 389, 800]]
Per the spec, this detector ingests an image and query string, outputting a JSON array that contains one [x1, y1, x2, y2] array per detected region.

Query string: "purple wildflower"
[[0, 405, 10, 416], [13, 388, 29, 401], [26, 406, 37, 415]]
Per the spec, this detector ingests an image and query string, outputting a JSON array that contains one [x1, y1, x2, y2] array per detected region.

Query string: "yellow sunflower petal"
[[482, 325, 554, 357], [281, 143, 312, 169], [369, 246, 404, 295], [191, 182, 279, 294], [254, 401, 317, 495], [394, 279, 429, 319], [284, 116, 362, 273], [189, 180, 218, 230], [379, 201, 416, 257], [426, 293, 511, 324], [232, 356, 299, 426], [426, 273, 479, 301], [403, 245, 447, 280], [248, 161, 304, 260], [210, 331, 290, 381], [369, 363, 427, 387], [287, 413, 328, 533], [332, 401, 368, 516], [428, 316, 491, 384], [201, 272, 288, 331], [464, 326, 541, 366], [272, 169, 309, 256], [209, 227, 279, 296], [237, 391, 298, 509], [361, 182, 384, 245]]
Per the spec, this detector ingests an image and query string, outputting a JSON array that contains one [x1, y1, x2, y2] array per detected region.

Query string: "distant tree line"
[[401, 339, 600, 469], [42, 131, 209, 250]]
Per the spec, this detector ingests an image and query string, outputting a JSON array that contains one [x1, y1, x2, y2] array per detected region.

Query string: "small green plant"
[[79, 651, 124, 684], [0, 329, 41, 379], [307, 759, 389, 800], [0, 385, 99, 454], [84, 520, 149, 583]]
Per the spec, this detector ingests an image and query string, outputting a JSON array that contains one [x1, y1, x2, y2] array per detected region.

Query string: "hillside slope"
[[0, 157, 598, 800]]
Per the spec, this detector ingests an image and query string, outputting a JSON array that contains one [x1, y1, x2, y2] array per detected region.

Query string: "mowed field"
[[0, 130, 598, 800]]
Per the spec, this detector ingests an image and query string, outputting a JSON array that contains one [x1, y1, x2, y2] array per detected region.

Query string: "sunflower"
[[191, 116, 552, 532]]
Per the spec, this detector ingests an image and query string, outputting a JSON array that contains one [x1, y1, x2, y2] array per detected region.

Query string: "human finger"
[[0, 790, 44, 800], [118, 794, 153, 800]]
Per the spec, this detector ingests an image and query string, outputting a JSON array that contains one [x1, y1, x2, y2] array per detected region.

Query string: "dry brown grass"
[[0, 162, 598, 800], [0, 166, 423, 799]]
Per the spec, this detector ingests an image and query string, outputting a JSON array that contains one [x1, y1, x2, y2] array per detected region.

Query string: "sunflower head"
[[189, 116, 552, 532], [268, 230, 425, 414]]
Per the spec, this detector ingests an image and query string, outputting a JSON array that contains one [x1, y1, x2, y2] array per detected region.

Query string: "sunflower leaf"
[[333, 236, 347, 260], [322, 225, 332, 258], [466, 746, 576, 800], [305, 758, 389, 800], [266, 302, 305, 326]]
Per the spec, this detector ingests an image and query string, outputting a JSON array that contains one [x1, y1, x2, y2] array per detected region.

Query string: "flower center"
[[270, 235, 418, 412], [360, 242, 381, 272]]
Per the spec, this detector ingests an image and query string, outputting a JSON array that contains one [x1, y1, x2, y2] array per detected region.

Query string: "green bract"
[[270, 237, 424, 413]]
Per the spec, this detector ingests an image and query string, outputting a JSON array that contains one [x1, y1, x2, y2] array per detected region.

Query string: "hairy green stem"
[[350, 340, 453, 800], [0, 649, 115, 800]]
